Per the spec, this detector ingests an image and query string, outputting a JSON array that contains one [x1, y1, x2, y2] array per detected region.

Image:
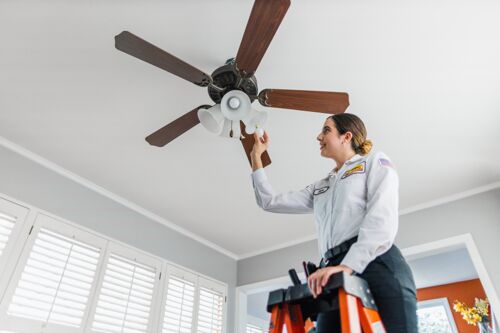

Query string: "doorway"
[[235, 234, 500, 333]]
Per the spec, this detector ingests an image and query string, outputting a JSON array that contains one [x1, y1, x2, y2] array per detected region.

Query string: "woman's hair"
[[329, 113, 373, 155]]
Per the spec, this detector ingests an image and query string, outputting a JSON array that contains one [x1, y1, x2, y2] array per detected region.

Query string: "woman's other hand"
[[307, 265, 354, 298], [250, 131, 269, 171], [250, 131, 269, 158]]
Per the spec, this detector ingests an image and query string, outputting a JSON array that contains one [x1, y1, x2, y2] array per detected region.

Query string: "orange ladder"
[[266, 271, 386, 333]]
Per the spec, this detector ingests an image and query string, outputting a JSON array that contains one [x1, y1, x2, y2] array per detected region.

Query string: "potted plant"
[[453, 298, 491, 333]]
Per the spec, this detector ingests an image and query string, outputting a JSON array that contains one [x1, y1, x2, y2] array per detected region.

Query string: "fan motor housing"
[[208, 64, 258, 104]]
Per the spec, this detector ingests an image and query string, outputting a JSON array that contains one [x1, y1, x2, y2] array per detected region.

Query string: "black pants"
[[316, 245, 418, 333]]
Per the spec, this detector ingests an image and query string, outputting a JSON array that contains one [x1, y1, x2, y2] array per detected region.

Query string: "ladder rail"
[[284, 304, 306, 333], [269, 304, 285, 333], [268, 285, 387, 333], [357, 299, 386, 333], [339, 288, 362, 333]]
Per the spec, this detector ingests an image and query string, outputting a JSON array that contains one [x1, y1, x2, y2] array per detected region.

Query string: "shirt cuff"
[[251, 168, 267, 184], [340, 249, 370, 274]]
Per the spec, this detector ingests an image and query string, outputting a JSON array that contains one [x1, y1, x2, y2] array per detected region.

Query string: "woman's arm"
[[250, 131, 269, 171], [252, 169, 314, 213], [250, 132, 314, 214], [340, 152, 399, 273]]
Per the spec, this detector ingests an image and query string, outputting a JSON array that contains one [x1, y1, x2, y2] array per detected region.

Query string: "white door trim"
[[402, 233, 500, 332], [235, 233, 500, 333]]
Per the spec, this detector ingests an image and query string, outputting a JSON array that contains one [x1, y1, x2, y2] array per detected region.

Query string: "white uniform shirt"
[[251, 151, 399, 273]]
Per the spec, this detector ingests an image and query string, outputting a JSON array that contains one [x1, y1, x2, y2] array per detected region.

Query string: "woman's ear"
[[343, 131, 353, 143]]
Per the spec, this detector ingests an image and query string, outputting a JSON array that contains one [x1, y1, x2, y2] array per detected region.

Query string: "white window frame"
[[417, 297, 459, 333], [247, 315, 269, 333], [156, 264, 198, 333], [246, 323, 264, 333], [0, 213, 108, 333], [196, 276, 227, 333], [85, 241, 163, 333], [0, 197, 31, 287], [0, 193, 229, 333]]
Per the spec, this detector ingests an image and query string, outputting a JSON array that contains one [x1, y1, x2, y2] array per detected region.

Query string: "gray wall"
[[237, 188, 500, 296], [407, 248, 478, 289], [3, 140, 499, 333], [0, 146, 237, 332], [247, 292, 271, 323]]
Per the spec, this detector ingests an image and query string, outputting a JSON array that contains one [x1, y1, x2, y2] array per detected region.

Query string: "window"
[[7, 228, 101, 325], [0, 212, 16, 258], [160, 266, 196, 333], [246, 317, 270, 333], [0, 214, 106, 333], [158, 269, 227, 333], [417, 298, 458, 333], [196, 277, 226, 333], [0, 195, 228, 333], [89, 243, 162, 333], [0, 198, 29, 277], [246, 324, 264, 333]]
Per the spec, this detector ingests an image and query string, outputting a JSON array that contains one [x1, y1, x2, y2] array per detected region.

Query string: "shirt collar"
[[345, 154, 363, 165], [327, 154, 364, 178]]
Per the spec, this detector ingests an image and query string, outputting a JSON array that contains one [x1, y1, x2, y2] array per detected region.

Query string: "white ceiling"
[[1, 0, 500, 258]]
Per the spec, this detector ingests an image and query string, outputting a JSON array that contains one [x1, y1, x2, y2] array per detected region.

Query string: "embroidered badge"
[[341, 162, 366, 179], [313, 186, 329, 195], [379, 158, 395, 169]]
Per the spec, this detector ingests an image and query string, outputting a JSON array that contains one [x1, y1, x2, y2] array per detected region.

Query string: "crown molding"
[[0, 136, 239, 260], [2, 135, 499, 262], [398, 182, 500, 215]]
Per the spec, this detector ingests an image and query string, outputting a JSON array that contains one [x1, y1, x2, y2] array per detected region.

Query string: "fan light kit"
[[198, 90, 267, 138], [114, 0, 350, 167]]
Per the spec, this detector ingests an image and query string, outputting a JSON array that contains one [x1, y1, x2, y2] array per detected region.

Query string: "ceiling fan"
[[114, 0, 349, 168]]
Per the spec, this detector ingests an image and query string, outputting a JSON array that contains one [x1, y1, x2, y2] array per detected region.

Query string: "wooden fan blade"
[[146, 105, 211, 147], [240, 122, 272, 168], [235, 0, 290, 77], [115, 31, 211, 87], [258, 89, 350, 114]]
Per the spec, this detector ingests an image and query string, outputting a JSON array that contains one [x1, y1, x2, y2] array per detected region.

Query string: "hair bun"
[[357, 139, 373, 155]]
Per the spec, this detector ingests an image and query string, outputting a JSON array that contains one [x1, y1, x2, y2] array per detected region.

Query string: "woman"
[[250, 113, 417, 333]]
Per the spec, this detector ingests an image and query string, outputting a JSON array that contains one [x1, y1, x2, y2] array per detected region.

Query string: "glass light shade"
[[198, 104, 224, 133], [243, 109, 268, 135], [221, 90, 251, 121]]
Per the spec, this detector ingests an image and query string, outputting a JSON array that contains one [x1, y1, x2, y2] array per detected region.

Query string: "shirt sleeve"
[[341, 153, 399, 273], [251, 168, 314, 214]]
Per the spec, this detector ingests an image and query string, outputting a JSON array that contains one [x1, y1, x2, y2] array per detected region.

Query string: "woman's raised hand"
[[250, 131, 269, 171], [250, 131, 269, 158]]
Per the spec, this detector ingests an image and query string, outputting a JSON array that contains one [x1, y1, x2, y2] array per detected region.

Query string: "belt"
[[323, 236, 358, 265]]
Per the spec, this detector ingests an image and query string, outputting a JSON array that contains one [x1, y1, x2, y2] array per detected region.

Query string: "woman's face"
[[316, 118, 347, 159]]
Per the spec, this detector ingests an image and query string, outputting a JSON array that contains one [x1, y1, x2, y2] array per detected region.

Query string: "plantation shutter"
[[159, 266, 196, 333], [195, 277, 226, 333], [0, 214, 106, 333], [89, 244, 161, 333], [0, 212, 16, 258], [0, 198, 29, 277], [246, 324, 264, 333], [7, 228, 101, 325]]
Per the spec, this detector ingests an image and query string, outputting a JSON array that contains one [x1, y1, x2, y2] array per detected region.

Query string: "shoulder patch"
[[379, 158, 395, 169], [341, 161, 366, 179], [313, 186, 330, 195]]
